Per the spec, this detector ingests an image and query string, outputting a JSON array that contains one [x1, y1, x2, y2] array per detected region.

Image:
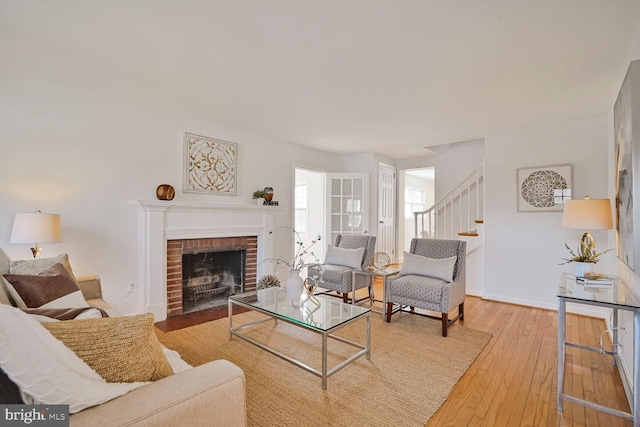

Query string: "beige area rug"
[[156, 310, 492, 427]]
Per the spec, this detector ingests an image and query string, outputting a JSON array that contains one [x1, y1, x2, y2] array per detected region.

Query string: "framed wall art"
[[516, 164, 572, 212], [614, 59, 640, 272], [184, 133, 238, 195]]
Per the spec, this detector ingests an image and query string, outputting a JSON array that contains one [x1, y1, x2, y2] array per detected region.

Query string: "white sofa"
[[0, 249, 246, 427]]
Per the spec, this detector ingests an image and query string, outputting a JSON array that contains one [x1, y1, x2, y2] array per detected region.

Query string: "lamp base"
[[581, 231, 596, 256], [30, 245, 42, 258]]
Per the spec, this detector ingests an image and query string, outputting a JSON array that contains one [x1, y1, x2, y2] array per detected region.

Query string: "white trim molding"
[[130, 200, 286, 320]]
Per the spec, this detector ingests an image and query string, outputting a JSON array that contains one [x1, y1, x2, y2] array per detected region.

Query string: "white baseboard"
[[479, 293, 608, 319]]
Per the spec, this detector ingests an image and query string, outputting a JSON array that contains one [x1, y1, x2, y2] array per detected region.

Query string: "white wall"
[[484, 116, 611, 313], [396, 139, 485, 199], [0, 71, 342, 314]]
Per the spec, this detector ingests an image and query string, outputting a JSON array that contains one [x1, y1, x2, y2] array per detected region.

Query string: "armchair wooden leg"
[[385, 302, 393, 322], [342, 293, 349, 303], [459, 302, 464, 321], [442, 313, 448, 337]]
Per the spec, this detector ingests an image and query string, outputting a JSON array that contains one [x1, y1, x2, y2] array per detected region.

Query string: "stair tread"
[[458, 232, 479, 237], [474, 219, 484, 224]]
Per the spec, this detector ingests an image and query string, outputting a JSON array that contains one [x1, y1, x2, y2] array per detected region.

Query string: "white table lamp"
[[561, 196, 613, 256], [10, 210, 62, 258]]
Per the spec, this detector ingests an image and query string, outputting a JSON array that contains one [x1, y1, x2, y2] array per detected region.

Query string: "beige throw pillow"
[[42, 313, 174, 383], [9, 253, 76, 279]]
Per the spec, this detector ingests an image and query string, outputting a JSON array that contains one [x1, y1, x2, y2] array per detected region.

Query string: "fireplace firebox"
[[167, 236, 257, 318]]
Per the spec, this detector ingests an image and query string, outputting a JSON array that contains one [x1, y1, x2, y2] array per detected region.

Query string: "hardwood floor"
[[156, 275, 631, 426], [426, 295, 631, 427], [319, 277, 631, 425]]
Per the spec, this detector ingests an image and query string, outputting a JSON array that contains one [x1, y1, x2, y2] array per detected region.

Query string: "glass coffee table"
[[228, 287, 371, 390]]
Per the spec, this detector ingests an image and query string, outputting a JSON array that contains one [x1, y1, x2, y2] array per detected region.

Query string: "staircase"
[[414, 164, 484, 250]]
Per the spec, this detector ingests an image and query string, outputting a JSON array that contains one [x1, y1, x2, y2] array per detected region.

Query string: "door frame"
[[377, 162, 396, 263]]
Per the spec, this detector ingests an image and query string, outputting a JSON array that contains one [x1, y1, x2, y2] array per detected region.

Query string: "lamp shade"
[[10, 212, 62, 244], [561, 198, 613, 230]]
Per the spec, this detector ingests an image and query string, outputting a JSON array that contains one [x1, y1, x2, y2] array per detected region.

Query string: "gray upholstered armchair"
[[310, 234, 376, 303], [385, 238, 466, 337]]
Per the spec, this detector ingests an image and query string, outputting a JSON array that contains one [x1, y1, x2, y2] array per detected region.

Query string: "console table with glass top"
[[228, 287, 371, 390], [557, 273, 640, 425]]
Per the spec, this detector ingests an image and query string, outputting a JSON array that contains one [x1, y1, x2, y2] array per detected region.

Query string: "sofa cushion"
[[400, 251, 457, 283], [324, 245, 365, 269], [42, 313, 174, 383], [3, 263, 89, 309], [389, 274, 447, 304], [0, 304, 146, 413], [318, 264, 353, 285]]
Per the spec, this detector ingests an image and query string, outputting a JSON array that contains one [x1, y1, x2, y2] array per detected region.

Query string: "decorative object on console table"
[[10, 210, 62, 258], [572, 261, 593, 278], [184, 132, 237, 195], [560, 196, 613, 277], [516, 164, 572, 212], [156, 184, 175, 201]]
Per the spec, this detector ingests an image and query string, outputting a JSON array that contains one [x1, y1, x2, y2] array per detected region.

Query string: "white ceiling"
[[1, 1, 639, 159]]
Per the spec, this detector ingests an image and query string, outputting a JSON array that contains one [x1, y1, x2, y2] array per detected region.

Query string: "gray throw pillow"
[[324, 245, 365, 269], [400, 251, 457, 282]]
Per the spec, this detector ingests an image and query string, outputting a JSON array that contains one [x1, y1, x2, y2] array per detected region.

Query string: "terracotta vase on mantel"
[[264, 187, 274, 202]]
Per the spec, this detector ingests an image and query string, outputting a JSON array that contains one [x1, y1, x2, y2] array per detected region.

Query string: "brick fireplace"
[[166, 236, 257, 317], [131, 200, 283, 322]]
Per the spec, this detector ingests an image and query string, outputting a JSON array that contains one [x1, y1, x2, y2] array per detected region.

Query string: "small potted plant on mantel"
[[252, 189, 268, 205], [560, 243, 612, 277]]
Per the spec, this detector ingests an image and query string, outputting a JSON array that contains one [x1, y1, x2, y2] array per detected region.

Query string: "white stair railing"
[[414, 164, 484, 242]]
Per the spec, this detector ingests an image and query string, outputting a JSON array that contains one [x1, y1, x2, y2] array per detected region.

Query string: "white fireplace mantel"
[[130, 199, 286, 320]]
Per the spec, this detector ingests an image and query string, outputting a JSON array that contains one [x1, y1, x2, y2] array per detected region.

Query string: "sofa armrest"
[[76, 275, 102, 300], [70, 360, 246, 427], [75, 276, 121, 317]]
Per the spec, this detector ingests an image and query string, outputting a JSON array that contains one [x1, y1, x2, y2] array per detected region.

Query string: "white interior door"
[[294, 168, 326, 264], [327, 173, 369, 245], [378, 163, 396, 261]]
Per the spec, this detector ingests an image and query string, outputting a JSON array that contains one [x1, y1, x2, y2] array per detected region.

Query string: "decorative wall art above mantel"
[[516, 164, 572, 212], [184, 133, 238, 195]]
